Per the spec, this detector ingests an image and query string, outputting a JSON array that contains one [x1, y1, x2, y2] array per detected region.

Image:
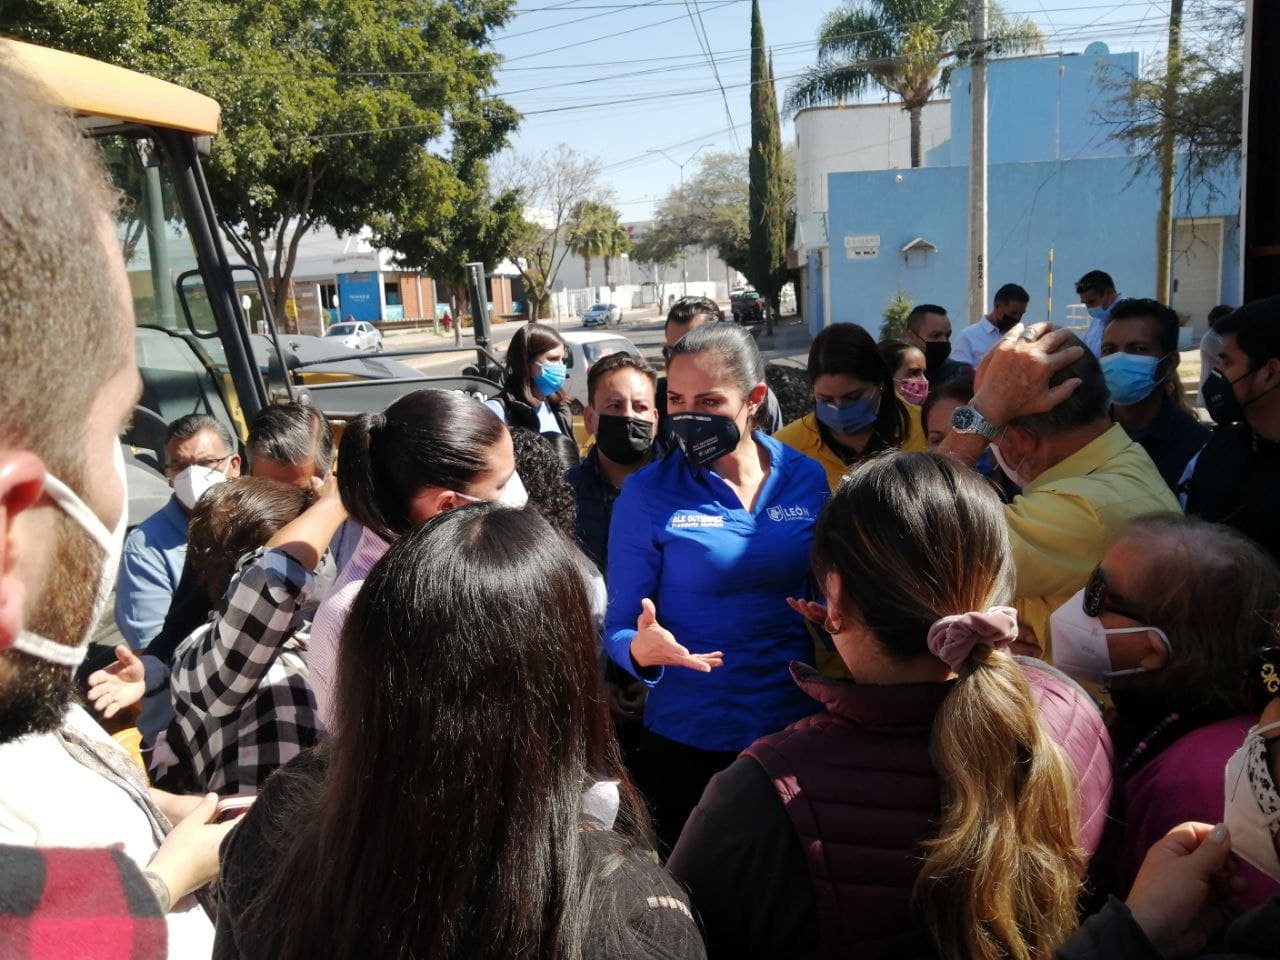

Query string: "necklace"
[[1119, 711, 1181, 775]]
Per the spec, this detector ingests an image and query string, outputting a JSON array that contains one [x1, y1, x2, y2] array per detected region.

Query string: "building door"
[[1171, 218, 1224, 340]]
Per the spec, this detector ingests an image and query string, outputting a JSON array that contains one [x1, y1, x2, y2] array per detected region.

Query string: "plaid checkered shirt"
[[0, 846, 166, 959], [169, 547, 321, 795]]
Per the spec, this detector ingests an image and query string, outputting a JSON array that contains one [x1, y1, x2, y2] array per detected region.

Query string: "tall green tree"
[[600, 221, 633, 290], [2, 0, 518, 331], [505, 144, 605, 320], [647, 148, 795, 285], [748, 1, 788, 335], [632, 225, 681, 307], [785, 0, 1041, 167], [1106, 0, 1243, 202], [567, 200, 612, 292]]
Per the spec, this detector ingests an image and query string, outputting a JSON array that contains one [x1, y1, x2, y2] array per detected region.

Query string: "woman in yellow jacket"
[[774, 323, 926, 490]]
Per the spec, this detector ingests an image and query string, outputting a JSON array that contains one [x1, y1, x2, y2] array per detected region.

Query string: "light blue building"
[[801, 45, 1240, 342]]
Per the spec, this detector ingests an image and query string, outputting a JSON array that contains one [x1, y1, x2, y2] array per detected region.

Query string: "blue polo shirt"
[[604, 433, 829, 752]]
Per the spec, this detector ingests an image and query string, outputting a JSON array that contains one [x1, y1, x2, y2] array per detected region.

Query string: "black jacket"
[[1056, 896, 1280, 960], [492, 388, 574, 437], [1185, 422, 1280, 561], [1119, 396, 1209, 493], [566, 448, 621, 575]]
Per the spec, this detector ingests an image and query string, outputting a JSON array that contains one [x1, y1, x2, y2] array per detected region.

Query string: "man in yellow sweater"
[[940, 323, 1180, 654]]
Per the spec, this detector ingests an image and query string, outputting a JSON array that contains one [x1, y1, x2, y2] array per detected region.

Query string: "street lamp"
[[648, 142, 715, 297]]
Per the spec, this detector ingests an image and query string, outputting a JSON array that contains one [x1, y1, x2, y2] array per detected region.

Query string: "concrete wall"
[[938, 49, 1140, 167], [794, 101, 952, 216], [825, 156, 1241, 335]]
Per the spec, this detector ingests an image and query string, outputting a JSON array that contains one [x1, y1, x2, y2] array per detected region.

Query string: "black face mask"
[[923, 340, 952, 373], [994, 312, 1020, 334], [1201, 368, 1246, 426], [595, 414, 654, 465], [669, 412, 741, 469]]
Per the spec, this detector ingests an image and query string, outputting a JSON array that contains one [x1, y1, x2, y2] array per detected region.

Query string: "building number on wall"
[[844, 234, 880, 260]]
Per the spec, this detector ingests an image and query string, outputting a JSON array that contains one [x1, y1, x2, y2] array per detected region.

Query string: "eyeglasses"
[[164, 454, 231, 477], [1083, 566, 1144, 622]]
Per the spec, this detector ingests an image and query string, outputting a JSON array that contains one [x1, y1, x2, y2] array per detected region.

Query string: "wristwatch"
[[951, 404, 1000, 441]]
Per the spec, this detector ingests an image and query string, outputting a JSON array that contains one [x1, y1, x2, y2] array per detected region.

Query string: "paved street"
[[377, 303, 813, 381]]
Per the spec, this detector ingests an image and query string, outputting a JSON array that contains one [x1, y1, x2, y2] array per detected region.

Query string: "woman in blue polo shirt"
[[605, 322, 829, 850]]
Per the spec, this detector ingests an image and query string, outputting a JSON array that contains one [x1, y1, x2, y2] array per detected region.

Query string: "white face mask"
[[990, 441, 1031, 488], [497, 471, 528, 508], [172, 462, 229, 511], [12, 441, 129, 668], [1048, 588, 1171, 684], [1224, 720, 1280, 880], [455, 471, 529, 509]]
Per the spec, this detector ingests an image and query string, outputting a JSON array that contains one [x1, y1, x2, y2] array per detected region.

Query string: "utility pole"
[[1155, 0, 1184, 305], [967, 0, 989, 327], [649, 143, 714, 297]]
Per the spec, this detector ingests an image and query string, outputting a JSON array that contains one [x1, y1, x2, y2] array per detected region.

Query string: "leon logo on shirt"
[[767, 505, 812, 523]]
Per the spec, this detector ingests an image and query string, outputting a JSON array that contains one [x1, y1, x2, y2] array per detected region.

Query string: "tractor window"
[[98, 135, 206, 332]]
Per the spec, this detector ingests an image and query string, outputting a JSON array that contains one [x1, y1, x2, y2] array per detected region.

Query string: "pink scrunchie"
[[926, 606, 1019, 670]]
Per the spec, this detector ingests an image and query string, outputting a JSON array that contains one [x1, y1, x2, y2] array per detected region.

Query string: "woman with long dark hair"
[[213, 505, 704, 960], [774, 324, 926, 489], [307, 388, 522, 727], [486, 321, 574, 436], [605, 322, 830, 851], [670, 452, 1114, 959]]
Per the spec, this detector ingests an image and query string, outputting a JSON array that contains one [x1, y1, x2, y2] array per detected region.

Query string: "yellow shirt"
[[773, 404, 928, 490], [1007, 423, 1181, 654]]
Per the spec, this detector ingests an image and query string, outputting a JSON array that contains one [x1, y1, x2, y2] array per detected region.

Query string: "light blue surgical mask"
[[532, 361, 567, 397], [1087, 306, 1107, 322], [815, 392, 879, 435], [1101, 352, 1164, 406]]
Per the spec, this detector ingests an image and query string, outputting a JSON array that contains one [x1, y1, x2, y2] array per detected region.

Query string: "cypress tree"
[[748, 0, 787, 335]]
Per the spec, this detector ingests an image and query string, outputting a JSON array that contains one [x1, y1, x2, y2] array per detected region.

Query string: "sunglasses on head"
[[1083, 566, 1145, 622]]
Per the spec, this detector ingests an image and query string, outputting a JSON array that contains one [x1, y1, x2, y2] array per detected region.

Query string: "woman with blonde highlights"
[[669, 451, 1114, 959]]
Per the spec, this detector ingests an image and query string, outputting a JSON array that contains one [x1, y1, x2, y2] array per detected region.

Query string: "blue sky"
[[485, 0, 1198, 219]]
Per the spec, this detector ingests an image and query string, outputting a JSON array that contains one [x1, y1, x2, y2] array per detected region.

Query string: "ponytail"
[[337, 410, 394, 540], [337, 390, 506, 542], [812, 452, 1084, 960], [917, 649, 1081, 960]]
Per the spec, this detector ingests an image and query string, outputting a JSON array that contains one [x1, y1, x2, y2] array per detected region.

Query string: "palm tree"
[[600, 222, 633, 290], [785, 0, 1042, 167], [568, 200, 610, 291]]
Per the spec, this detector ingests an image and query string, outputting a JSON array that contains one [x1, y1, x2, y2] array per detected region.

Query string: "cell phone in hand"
[[1244, 646, 1280, 715], [213, 794, 256, 823]]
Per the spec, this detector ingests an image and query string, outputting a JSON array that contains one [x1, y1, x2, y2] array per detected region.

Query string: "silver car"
[[560, 331, 644, 412], [581, 303, 621, 328]]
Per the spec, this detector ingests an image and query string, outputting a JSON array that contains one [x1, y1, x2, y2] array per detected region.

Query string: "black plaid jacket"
[[0, 845, 166, 958], [169, 548, 321, 795]]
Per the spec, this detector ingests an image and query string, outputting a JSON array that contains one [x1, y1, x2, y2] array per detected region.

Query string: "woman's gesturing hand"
[[630, 598, 724, 673]]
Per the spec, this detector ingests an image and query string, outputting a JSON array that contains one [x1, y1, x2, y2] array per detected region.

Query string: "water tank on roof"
[[1084, 41, 1110, 57]]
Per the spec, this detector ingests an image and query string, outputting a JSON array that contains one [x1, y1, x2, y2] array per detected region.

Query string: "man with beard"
[[0, 57, 232, 956]]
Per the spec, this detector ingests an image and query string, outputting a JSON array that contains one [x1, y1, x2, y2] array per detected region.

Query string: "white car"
[[560, 331, 644, 412], [581, 303, 621, 328], [325, 320, 383, 352]]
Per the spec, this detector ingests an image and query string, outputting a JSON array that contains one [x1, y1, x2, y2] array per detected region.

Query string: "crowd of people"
[[8, 53, 1280, 960]]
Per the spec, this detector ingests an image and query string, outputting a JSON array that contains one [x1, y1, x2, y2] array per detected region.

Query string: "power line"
[[501, 0, 742, 62], [284, 22, 1206, 141], [682, 0, 741, 151], [497, 0, 669, 41], [283, 23, 1214, 141]]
